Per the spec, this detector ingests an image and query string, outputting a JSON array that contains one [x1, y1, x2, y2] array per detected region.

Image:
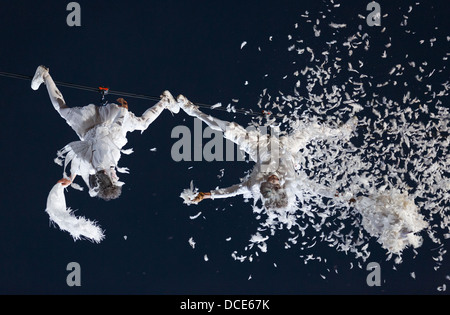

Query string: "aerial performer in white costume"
[[31, 65, 180, 242], [178, 96, 357, 219], [178, 96, 429, 255]]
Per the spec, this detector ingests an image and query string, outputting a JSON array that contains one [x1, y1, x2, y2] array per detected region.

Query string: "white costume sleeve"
[[44, 73, 101, 140], [125, 99, 167, 133], [180, 102, 261, 158], [223, 122, 262, 160], [210, 181, 251, 200], [45, 182, 105, 243]]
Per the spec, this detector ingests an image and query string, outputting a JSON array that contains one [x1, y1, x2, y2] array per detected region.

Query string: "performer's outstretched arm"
[[177, 95, 260, 158], [127, 91, 178, 132], [182, 181, 250, 204]]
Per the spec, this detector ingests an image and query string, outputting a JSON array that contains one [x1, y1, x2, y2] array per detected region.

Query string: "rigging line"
[[0, 71, 259, 116]]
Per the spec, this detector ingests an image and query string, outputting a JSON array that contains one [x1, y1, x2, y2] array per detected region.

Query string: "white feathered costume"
[[179, 97, 356, 228], [32, 66, 177, 242], [178, 98, 428, 254]]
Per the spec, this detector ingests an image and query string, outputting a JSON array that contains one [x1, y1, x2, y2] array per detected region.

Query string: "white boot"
[[31, 65, 49, 90], [161, 90, 179, 114]]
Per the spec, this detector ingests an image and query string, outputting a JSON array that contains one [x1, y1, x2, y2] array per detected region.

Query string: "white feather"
[[180, 180, 199, 205], [45, 183, 104, 243]]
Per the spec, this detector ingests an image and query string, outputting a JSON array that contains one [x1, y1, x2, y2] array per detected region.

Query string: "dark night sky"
[[0, 0, 448, 296]]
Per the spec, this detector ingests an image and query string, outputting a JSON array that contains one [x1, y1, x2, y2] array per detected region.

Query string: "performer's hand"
[[57, 178, 72, 187], [193, 192, 211, 203]]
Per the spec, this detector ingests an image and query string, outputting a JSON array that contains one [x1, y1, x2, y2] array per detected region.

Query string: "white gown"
[[54, 103, 163, 196], [42, 72, 170, 242]]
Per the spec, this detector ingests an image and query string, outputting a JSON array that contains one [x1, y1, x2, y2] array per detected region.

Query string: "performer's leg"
[[31, 66, 71, 118], [43, 72, 70, 119]]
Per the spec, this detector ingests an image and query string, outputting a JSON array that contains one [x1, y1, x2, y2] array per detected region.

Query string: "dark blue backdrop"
[[0, 0, 448, 295]]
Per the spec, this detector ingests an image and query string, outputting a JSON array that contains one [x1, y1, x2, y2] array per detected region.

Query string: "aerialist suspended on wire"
[[31, 65, 180, 242], [178, 97, 428, 254], [179, 95, 357, 210]]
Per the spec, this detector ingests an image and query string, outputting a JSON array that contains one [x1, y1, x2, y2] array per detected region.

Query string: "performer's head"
[[259, 174, 289, 209], [89, 170, 122, 201]]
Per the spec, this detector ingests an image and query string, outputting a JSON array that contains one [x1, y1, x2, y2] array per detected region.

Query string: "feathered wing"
[[355, 190, 429, 254], [45, 182, 105, 243]]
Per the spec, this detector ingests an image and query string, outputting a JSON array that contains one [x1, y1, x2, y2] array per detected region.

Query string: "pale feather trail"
[[184, 1, 448, 273]]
